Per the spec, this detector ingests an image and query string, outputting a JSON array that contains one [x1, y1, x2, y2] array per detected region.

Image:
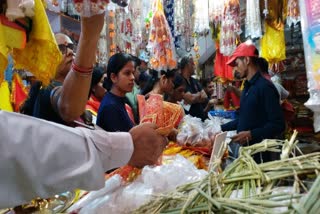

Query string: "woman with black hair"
[[97, 53, 135, 132], [141, 69, 176, 97], [85, 66, 107, 124]]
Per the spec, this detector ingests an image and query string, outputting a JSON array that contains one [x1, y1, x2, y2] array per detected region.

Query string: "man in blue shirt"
[[221, 42, 285, 163]]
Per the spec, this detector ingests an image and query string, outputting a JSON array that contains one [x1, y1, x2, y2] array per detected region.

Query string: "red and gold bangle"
[[71, 61, 93, 75]]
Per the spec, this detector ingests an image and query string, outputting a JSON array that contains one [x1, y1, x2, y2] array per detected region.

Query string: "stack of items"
[[134, 133, 320, 213]]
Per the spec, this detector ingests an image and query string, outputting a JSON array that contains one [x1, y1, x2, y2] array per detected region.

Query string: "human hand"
[[81, 13, 105, 41], [208, 98, 218, 107], [128, 123, 168, 168], [231, 131, 252, 145]]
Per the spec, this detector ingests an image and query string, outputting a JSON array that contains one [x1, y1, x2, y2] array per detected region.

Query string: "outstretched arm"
[[52, 14, 105, 122]]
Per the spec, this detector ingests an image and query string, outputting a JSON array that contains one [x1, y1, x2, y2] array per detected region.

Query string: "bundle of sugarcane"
[[134, 132, 320, 214], [293, 174, 320, 214]]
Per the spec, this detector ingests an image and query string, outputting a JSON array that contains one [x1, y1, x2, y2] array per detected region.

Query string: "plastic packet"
[[67, 175, 122, 212], [73, 0, 109, 17], [176, 115, 205, 146], [305, 90, 320, 132], [71, 155, 207, 214], [261, 22, 286, 63], [203, 117, 222, 143]]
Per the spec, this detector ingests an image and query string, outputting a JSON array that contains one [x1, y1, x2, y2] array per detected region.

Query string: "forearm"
[[58, 35, 100, 122], [183, 92, 201, 104], [0, 111, 105, 207]]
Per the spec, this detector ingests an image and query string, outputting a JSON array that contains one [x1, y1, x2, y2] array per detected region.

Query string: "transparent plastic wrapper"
[[67, 175, 122, 212], [176, 115, 222, 147], [176, 115, 205, 146], [299, 0, 320, 132], [69, 155, 207, 214], [203, 117, 222, 143], [73, 0, 109, 17], [305, 90, 320, 132], [148, 0, 178, 71]]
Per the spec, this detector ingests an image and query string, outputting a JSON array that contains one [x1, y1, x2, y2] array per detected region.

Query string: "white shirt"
[[0, 111, 133, 208]]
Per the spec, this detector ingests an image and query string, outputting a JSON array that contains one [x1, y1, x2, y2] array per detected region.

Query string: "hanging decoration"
[[116, 7, 133, 53], [5, 0, 35, 21], [148, 0, 177, 71], [220, 0, 241, 56], [128, 0, 144, 55], [173, 0, 193, 49], [245, 0, 262, 39], [73, 0, 110, 17], [261, 0, 287, 31], [286, 0, 300, 27], [107, 9, 117, 57], [51, 0, 59, 7], [193, 34, 200, 66], [208, 0, 225, 25], [214, 43, 234, 81], [163, 0, 175, 39], [2, 0, 62, 86], [261, 22, 286, 69], [193, 0, 210, 33], [97, 19, 108, 64]]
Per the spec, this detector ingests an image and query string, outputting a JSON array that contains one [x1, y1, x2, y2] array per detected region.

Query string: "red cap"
[[226, 43, 259, 66]]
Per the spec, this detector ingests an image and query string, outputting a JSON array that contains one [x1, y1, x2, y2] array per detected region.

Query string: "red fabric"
[[223, 91, 240, 110], [85, 95, 101, 116], [214, 45, 234, 81], [125, 104, 135, 125], [11, 73, 28, 112], [281, 100, 295, 122]]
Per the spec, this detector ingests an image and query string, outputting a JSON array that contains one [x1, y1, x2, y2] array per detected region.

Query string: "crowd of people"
[[0, 12, 291, 208]]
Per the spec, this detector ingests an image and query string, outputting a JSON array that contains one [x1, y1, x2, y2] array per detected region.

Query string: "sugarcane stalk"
[[196, 187, 221, 209], [281, 130, 298, 160]]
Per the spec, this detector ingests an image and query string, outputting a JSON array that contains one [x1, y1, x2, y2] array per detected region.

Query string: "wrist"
[[71, 61, 93, 76]]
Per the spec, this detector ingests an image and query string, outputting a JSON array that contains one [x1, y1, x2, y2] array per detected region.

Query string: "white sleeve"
[[0, 111, 133, 209]]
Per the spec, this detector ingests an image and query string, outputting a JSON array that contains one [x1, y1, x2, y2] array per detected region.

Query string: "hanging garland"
[[173, 0, 194, 50], [220, 0, 241, 56], [148, 0, 177, 71], [245, 0, 262, 39]]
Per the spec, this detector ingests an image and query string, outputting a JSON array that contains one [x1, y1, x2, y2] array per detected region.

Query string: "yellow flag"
[[12, 0, 62, 85], [0, 81, 13, 112]]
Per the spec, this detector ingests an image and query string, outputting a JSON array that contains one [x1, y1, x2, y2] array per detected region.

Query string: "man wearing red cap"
[[221, 42, 285, 163]]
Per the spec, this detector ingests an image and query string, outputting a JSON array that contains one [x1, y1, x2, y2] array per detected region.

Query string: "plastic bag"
[[177, 115, 221, 147], [176, 115, 205, 146], [148, 0, 177, 71], [261, 22, 286, 64], [70, 155, 207, 214], [67, 175, 122, 212], [73, 0, 109, 17], [203, 117, 222, 143]]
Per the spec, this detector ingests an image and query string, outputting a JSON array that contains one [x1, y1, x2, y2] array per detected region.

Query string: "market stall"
[[0, 0, 319, 213]]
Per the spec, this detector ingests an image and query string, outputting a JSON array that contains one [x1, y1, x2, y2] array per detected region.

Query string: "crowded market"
[[0, 0, 319, 213]]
